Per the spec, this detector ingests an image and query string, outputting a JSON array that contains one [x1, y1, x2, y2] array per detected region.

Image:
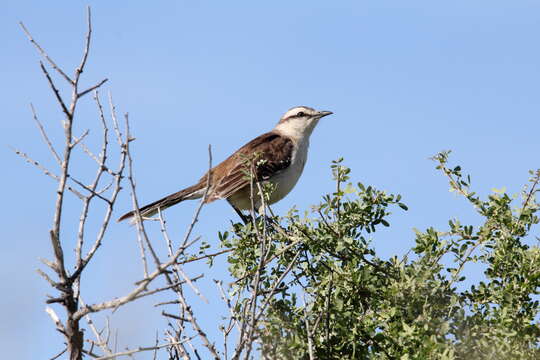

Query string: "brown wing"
[[202, 131, 294, 202]]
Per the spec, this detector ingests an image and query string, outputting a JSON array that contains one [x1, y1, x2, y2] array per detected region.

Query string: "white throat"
[[274, 118, 320, 142]]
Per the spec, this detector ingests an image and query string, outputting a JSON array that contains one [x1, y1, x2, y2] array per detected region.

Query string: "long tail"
[[117, 182, 207, 222]]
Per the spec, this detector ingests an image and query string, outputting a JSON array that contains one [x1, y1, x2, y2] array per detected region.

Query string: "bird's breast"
[[227, 139, 310, 210], [267, 139, 309, 204]]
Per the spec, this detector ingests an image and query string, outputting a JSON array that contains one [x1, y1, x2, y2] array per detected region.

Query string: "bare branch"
[[75, 7, 93, 82], [19, 22, 73, 84], [46, 306, 66, 334], [80, 298, 113, 357], [73, 92, 127, 280], [162, 145, 220, 359], [74, 238, 200, 320], [48, 229, 67, 280], [10, 146, 86, 200], [50, 348, 68, 360], [521, 169, 540, 214], [123, 111, 150, 277], [94, 338, 194, 360], [78, 78, 108, 98], [69, 176, 111, 204], [71, 129, 90, 149], [19, 9, 106, 360], [158, 209, 208, 303], [177, 249, 232, 265], [162, 312, 189, 321], [22, 7, 232, 360], [80, 143, 116, 176], [133, 276, 203, 303], [180, 144, 213, 248], [215, 279, 241, 332], [10, 146, 59, 181], [39, 61, 71, 119], [30, 103, 62, 166], [37, 269, 58, 288], [39, 257, 59, 272]]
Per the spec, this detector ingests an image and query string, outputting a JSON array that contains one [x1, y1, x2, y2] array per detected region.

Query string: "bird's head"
[[274, 106, 333, 140]]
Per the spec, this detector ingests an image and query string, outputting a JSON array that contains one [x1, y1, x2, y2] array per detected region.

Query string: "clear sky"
[[2, 1, 539, 358]]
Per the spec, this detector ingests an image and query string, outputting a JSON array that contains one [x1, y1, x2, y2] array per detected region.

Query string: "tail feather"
[[117, 183, 206, 222]]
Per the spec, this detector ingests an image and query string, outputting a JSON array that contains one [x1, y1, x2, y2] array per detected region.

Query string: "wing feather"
[[203, 131, 294, 202]]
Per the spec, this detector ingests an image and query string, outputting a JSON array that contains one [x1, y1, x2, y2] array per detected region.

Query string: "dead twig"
[[19, 22, 73, 84], [30, 103, 62, 165], [94, 338, 194, 360]]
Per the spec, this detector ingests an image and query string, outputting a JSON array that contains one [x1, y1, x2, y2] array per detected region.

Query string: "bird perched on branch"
[[118, 106, 333, 223]]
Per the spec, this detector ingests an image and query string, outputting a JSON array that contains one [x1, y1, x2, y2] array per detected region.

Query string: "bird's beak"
[[317, 110, 333, 118]]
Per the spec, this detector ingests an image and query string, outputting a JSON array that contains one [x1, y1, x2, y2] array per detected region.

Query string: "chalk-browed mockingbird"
[[118, 106, 332, 223]]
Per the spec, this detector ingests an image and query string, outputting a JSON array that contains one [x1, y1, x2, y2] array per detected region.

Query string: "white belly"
[[267, 142, 308, 204], [228, 139, 309, 211]]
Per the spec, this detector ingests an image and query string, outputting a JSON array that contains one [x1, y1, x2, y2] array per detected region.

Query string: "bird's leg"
[[228, 201, 251, 225]]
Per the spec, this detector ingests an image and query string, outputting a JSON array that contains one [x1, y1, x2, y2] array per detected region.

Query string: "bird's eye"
[[296, 111, 305, 117]]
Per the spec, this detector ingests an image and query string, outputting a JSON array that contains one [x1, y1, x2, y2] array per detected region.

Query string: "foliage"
[[222, 153, 540, 359]]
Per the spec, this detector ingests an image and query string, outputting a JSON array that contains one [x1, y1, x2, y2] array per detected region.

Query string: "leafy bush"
[[221, 153, 540, 359]]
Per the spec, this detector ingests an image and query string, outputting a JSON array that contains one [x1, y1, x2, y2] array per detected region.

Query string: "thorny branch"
[[17, 7, 224, 360], [19, 6, 314, 360]]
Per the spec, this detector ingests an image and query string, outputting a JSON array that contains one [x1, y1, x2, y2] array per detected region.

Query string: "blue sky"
[[2, 1, 539, 358]]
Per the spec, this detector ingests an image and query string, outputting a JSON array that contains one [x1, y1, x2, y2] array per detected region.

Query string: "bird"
[[118, 106, 333, 223]]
